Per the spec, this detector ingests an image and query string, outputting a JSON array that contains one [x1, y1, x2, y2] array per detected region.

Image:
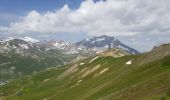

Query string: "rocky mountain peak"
[[76, 35, 139, 54]]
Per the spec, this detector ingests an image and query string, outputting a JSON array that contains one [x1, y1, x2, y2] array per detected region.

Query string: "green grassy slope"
[[0, 50, 77, 80], [1, 46, 170, 100]]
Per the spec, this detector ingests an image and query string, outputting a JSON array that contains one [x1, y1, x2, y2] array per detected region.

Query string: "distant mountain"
[[38, 40, 80, 54], [0, 35, 138, 80], [37, 35, 139, 54], [20, 37, 39, 43], [0, 38, 41, 55], [0, 37, 95, 80], [76, 35, 139, 54], [0, 37, 39, 43]]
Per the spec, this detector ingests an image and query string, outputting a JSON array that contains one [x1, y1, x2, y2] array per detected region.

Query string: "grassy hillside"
[[1, 46, 170, 100], [0, 49, 78, 80]]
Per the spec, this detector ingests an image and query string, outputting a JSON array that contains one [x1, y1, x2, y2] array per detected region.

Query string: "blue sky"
[[0, 0, 170, 51], [0, 0, 82, 12], [0, 0, 101, 15], [0, 0, 89, 41], [0, 0, 83, 25]]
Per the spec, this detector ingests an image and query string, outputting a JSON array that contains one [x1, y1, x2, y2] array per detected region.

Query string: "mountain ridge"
[[0, 35, 138, 80]]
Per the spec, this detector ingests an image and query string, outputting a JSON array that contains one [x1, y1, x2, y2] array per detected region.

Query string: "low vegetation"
[[1, 44, 170, 100]]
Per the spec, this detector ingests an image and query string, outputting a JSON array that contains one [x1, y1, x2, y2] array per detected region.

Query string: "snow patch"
[[19, 44, 29, 49], [21, 37, 39, 43], [126, 59, 133, 65], [85, 38, 90, 41], [91, 40, 96, 43], [0, 82, 6, 86], [94, 68, 109, 77], [77, 47, 83, 50], [92, 47, 108, 51], [3, 37, 14, 42], [12, 45, 17, 49], [2, 37, 38, 43], [80, 63, 85, 65], [104, 45, 109, 48], [89, 56, 99, 63], [113, 49, 119, 53], [96, 51, 102, 54], [96, 38, 105, 42], [99, 68, 109, 75], [0, 80, 8, 86]]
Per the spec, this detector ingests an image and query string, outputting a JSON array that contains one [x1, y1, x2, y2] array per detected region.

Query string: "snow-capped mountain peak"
[[76, 35, 139, 54], [1, 37, 38, 43], [41, 40, 72, 50], [21, 37, 39, 43], [1, 37, 14, 42], [0, 37, 40, 54]]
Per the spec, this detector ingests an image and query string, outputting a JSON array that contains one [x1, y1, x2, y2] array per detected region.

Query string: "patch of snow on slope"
[[92, 47, 107, 51], [19, 44, 29, 49], [113, 49, 119, 53], [91, 40, 96, 43], [96, 38, 105, 42], [126, 59, 133, 65], [85, 38, 90, 41], [77, 47, 83, 50], [53, 42, 65, 49], [89, 56, 99, 63], [94, 68, 109, 77], [96, 51, 102, 54], [2, 37, 38, 43], [5, 42, 9, 47], [21, 37, 39, 43], [99, 68, 109, 75], [80, 63, 85, 65], [12, 45, 17, 49], [3, 37, 14, 42]]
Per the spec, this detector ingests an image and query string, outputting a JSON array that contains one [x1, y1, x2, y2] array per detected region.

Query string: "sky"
[[0, 0, 170, 52]]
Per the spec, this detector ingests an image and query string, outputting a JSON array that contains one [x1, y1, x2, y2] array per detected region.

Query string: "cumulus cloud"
[[1, 0, 170, 36]]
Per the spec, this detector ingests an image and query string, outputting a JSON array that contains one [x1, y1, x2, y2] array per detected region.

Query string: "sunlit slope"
[[1, 45, 170, 100]]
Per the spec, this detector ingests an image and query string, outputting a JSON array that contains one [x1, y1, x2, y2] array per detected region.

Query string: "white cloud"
[[1, 0, 170, 36]]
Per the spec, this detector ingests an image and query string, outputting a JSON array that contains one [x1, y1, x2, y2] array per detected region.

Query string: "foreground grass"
[[1, 55, 170, 100]]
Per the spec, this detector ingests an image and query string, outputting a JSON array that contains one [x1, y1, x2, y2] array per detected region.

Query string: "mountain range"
[[0, 35, 139, 55], [0, 35, 138, 80]]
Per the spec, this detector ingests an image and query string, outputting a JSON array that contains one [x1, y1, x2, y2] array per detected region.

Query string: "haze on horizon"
[[0, 0, 170, 52]]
